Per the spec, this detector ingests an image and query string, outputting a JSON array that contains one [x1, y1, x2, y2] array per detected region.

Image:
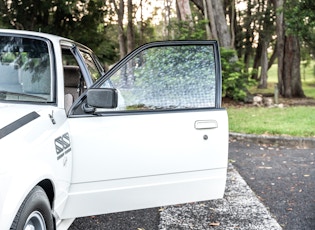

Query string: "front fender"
[[0, 159, 55, 230], [0, 107, 72, 229]]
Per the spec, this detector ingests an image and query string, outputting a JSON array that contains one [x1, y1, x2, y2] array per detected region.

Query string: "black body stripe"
[[0, 112, 40, 139]]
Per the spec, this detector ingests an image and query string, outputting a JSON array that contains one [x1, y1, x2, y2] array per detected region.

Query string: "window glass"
[[103, 45, 216, 111], [62, 48, 79, 66], [79, 51, 101, 82], [0, 35, 52, 102], [62, 48, 87, 102]]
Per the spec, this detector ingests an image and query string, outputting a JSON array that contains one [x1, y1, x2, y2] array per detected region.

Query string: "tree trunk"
[[274, 0, 285, 95], [210, 0, 231, 48], [251, 42, 262, 80], [176, 0, 192, 21], [112, 0, 127, 59], [127, 0, 135, 54], [258, 38, 269, 88], [243, 0, 254, 72], [258, 0, 273, 88], [191, 0, 218, 40], [139, 0, 144, 44], [229, 0, 236, 48], [282, 36, 305, 97], [202, 0, 211, 39], [274, 0, 305, 98], [205, 0, 218, 40]]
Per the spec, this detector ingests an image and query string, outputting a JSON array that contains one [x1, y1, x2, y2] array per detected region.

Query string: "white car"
[[0, 29, 228, 230]]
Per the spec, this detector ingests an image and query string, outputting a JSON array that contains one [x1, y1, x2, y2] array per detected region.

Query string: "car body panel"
[[0, 105, 71, 230]]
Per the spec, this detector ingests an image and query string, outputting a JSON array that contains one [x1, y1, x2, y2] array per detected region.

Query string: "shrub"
[[220, 48, 254, 101]]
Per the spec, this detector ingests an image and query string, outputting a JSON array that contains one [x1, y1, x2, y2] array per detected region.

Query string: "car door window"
[[100, 44, 218, 112]]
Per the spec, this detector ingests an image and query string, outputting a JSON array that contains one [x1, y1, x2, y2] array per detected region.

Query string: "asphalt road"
[[69, 208, 159, 229], [229, 140, 315, 230], [69, 139, 314, 230]]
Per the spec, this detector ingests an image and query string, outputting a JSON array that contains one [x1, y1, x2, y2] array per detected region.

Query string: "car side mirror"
[[86, 88, 118, 109]]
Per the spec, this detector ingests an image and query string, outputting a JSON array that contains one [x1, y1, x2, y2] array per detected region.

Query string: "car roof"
[[0, 29, 94, 52], [0, 29, 74, 44]]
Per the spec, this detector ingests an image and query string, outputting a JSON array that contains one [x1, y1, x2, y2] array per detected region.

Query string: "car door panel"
[[69, 109, 228, 183]]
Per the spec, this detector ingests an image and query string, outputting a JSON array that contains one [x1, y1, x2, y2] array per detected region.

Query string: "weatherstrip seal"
[[0, 111, 40, 139]]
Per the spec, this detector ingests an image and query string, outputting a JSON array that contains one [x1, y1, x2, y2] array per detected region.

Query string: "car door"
[[61, 41, 229, 219]]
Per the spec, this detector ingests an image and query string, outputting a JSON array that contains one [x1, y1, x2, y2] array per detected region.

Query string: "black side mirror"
[[86, 88, 118, 109]]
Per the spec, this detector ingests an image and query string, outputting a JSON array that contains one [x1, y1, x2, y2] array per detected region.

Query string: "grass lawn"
[[227, 62, 315, 137], [227, 106, 315, 137]]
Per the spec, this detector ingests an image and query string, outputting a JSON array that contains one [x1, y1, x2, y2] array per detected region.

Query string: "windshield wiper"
[[0, 90, 47, 101]]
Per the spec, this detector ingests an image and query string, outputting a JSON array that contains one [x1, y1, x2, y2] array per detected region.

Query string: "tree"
[[201, 0, 211, 39], [127, 0, 135, 53], [257, 0, 275, 88], [239, 0, 255, 71], [210, 0, 232, 48], [111, 0, 127, 59], [285, 0, 315, 52], [176, 0, 193, 21], [190, 0, 217, 40], [191, 0, 231, 48], [273, 0, 305, 97], [69, 1, 119, 64]]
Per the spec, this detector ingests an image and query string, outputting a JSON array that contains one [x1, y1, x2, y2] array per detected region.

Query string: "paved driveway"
[[229, 140, 315, 230]]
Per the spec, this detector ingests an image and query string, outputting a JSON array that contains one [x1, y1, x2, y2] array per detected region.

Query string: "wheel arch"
[[37, 179, 56, 229], [37, 179, 55, 209], [0, 163, 57, 230]]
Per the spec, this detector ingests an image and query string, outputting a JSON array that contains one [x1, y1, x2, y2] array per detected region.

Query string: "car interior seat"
[[64, 65, 83, 113]]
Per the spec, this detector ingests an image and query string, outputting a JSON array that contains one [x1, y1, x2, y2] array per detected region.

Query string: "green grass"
[[227, 106, 315, 137], [228, 62, 315, 137], [304, 81, 315, 98]]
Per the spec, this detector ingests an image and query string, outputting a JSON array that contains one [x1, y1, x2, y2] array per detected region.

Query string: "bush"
[[220, 48, 254, 101]]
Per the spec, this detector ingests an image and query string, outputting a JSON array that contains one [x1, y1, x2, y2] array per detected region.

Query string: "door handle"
[[194, 120, 218, 130]]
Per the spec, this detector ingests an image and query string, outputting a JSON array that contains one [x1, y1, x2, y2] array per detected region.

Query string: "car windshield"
[[0, 35, 53, 102]]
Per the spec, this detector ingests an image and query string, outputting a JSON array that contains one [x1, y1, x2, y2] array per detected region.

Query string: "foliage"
[[0, 0, 119, 64], [220, 48, 254, 101], [167, 1, 207, 40], [167, 19, 207, 40], [228, 106, 315, 137], [285, 0, 315, 53]]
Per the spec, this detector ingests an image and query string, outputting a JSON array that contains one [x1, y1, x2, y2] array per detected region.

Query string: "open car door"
[[62, 41, 229, 218]]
